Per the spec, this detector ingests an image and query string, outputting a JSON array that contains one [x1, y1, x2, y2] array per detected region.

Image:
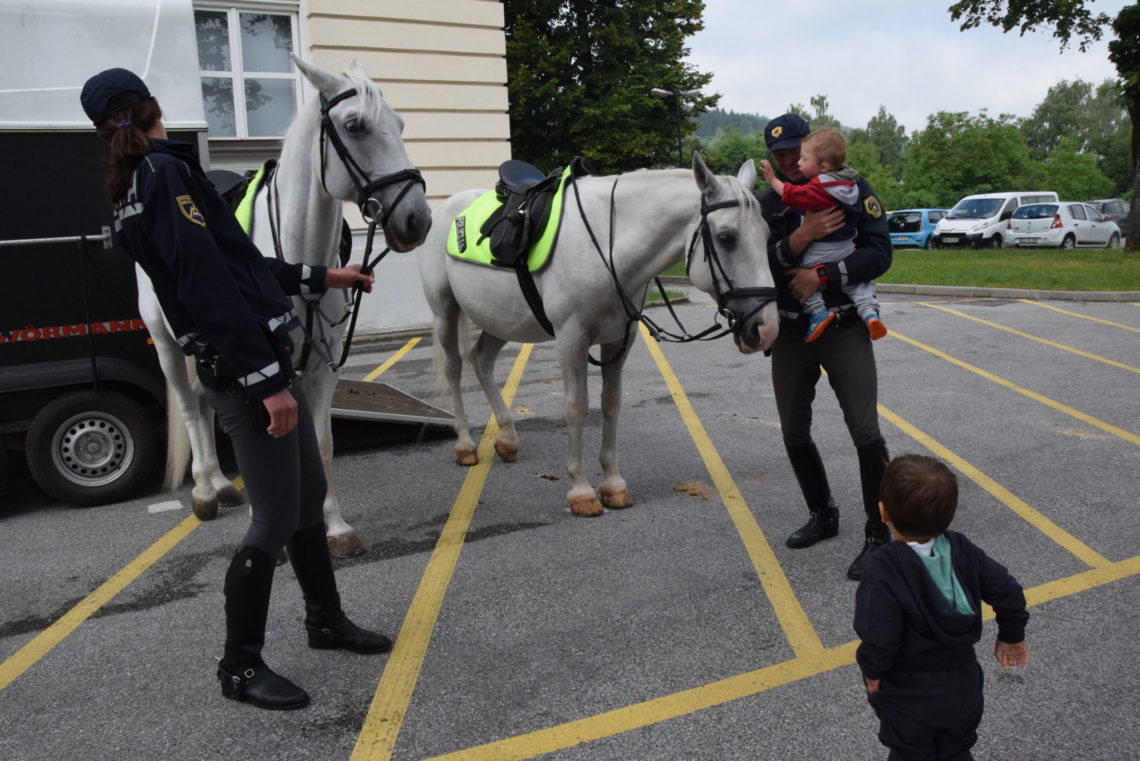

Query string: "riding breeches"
[[204, 380, 327, 554], [770, 314, 882, 448]]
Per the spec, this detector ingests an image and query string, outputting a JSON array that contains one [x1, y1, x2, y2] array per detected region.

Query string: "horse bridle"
[[318, 88, 425, 225], [281, 87, 428, 371], [680, 196, 778, 336]]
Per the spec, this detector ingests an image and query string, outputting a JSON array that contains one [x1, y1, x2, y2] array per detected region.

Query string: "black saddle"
[[479, 160, 561, 270]]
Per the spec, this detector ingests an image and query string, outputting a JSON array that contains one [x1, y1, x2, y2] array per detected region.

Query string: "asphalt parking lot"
[[2, 291, 1138, 761]]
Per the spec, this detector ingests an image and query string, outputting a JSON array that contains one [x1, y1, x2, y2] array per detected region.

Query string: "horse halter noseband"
[[318, 88, 425, 225], [684, 196, 777, 335]]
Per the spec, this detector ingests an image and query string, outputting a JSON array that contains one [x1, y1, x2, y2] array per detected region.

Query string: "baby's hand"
[[995, 639, 1029, 669], [759, 159, 774, 182]]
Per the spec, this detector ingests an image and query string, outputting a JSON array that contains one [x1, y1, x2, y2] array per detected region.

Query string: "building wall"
[[304, 0, 511, 334]]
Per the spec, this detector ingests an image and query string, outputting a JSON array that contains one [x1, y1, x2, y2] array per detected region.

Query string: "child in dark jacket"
[[854, 453, 1030, 761]]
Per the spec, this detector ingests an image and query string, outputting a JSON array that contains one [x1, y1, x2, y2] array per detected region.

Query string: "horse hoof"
[[600, 485, 633, 509], [494, 441, 518, 462], [276, 549, 289, 566], [569, 496, 605, 517], [327, 532, 366, 558], [454, 446, 478, 467], [192, 499, 218, 521], [217, 486, 246, 507]]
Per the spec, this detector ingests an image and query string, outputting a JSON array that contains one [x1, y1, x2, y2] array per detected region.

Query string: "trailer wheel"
[[25, 389, 158, 506]]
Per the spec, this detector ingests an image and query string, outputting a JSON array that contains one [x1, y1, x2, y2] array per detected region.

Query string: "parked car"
[[1006, 202, 1122, 249], [932, 191, 1059, 249], [1086, 199, 1131, 240], [888, 208, 948, 249]]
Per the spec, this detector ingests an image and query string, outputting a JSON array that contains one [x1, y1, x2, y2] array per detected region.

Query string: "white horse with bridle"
[[417, 154, 777, 516], [139, 58, 431, 555]]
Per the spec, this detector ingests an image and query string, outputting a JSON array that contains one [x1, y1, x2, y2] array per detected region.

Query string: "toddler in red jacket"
[[760, 128, 888, 342]]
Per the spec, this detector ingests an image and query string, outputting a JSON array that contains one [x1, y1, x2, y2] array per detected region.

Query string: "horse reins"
[[266, 86, 427, 372], [568, 174, 776, 365]]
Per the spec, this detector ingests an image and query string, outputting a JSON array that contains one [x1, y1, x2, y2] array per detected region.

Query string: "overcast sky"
[[684, 0, 1129, 134]]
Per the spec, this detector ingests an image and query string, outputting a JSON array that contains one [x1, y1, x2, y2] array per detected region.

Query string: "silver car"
[[1006, 202, 1122, 249]]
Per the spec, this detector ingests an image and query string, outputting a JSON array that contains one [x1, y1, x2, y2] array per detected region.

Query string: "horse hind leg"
[[433, 311, 478, 465], [469, 330, 519, 463]]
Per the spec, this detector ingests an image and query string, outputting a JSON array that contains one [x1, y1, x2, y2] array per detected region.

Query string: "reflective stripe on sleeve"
[[237, 361, 281, 388]]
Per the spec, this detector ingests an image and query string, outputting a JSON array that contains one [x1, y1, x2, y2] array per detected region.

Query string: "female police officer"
[[756, 114, 893, 581], [81, 68, 387, 710]]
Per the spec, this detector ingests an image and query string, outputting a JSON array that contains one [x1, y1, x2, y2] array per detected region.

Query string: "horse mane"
[[343, 67, 384, 123]]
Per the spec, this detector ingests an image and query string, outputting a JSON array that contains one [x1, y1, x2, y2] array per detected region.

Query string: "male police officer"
[[756, 114, 893, 580]]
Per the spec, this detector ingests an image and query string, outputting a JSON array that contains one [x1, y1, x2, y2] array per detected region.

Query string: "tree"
[[1108, 3, 1140, 249], [1029, 136, 1114, 200], [503, 0, 716, 173], [701, 127, 766, 177], [949, 0, 1137, 247], [901, 111, 1034, 208], [1020, 79, 1096, 158], [847, 106, 909, 180]]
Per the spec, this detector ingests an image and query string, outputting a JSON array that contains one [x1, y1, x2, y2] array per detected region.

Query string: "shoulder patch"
[[863, 196, 883, 219], [177, 195, 206, 227]]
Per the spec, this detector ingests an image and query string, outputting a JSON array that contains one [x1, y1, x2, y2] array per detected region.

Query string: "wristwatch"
[[815, 264, 830, 287]]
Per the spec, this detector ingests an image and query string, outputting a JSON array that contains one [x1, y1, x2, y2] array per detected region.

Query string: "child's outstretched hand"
[[759, 159, 783, 195], [995, 639, 1030, 669]]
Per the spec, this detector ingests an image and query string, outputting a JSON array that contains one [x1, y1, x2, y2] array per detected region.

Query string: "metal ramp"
[[330, 379, 453, 428]]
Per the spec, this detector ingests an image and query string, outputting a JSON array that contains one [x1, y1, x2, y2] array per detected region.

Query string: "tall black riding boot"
[[847, 438, 893, 581], [784, 442, 840, 549], [287, 523, 392, 654], [217, 546, 310, 710]]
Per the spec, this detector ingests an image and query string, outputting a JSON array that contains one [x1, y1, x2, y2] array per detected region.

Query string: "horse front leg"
[[597, 332, 633, 509], [304, 368, 364, 558], [470, 331, 518, 463], [558, 331, 603, 517], [140, 287, 238, 519]]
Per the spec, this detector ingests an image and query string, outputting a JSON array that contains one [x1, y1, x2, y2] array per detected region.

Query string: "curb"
[[658, 276, 1140, 302]]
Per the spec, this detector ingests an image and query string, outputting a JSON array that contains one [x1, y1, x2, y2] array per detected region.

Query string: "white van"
[[932, 191, 1059, 249]]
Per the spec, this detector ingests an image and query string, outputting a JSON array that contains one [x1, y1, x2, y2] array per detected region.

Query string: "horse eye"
[[344, 119, 367, 135], [716, 230, 737, 247]]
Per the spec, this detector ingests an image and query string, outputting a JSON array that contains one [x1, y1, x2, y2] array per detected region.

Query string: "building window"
[[194, 7, 299, 139]]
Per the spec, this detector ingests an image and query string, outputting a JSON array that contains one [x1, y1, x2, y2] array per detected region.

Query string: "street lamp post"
[[650, 87, 700, 166]]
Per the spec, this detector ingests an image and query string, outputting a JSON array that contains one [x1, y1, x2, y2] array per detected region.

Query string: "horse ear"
[[692, 151, 716, 195], [292, 55, 341, 96], [736, 159, 757, 193], [347, 58, 371, 80]]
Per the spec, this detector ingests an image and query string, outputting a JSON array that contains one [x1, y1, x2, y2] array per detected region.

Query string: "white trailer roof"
[[0, 0, 206, 130]]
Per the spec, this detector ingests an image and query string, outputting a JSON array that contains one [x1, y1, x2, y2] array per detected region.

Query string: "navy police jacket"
[[114, 139, 328, 399], [758, 175, 892, 324]]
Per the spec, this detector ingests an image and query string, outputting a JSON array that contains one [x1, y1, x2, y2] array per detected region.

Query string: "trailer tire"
[[25, 389, 158, 506]]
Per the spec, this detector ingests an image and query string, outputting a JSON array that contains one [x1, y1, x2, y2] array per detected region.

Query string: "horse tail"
[[162, 357, 194, 492]]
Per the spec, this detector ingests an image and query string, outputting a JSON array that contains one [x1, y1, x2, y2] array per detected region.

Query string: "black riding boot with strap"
[[218, 546, 311, 710], [784, 442, 840, 549], [287, 523, 392, 654], [847, 437, 893, 581]]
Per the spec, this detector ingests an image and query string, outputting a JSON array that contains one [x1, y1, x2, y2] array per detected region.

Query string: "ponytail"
[[97, 97, 162, 202]]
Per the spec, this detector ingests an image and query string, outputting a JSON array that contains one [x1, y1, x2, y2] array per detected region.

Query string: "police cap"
[[80, 68, 151, 126], [764, 113, 811, 152]]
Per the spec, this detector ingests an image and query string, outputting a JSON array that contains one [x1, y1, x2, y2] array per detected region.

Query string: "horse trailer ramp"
[[331, 379, 453, 428]]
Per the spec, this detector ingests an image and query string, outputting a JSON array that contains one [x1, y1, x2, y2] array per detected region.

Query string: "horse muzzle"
[[725, 297, 779, 354], [375, 192, 433, 252]]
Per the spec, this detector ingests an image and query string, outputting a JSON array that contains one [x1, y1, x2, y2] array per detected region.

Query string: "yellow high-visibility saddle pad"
[[446, 165, 572, 272]]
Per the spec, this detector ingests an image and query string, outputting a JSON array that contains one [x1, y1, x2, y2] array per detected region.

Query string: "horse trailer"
[[0, 0, 209, 504]]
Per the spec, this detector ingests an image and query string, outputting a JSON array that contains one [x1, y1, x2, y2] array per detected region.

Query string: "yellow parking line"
[[0, 514, 201, 690], [351, 344, 533, 761], [640, 325, 824, 659], [362, 337, 422, 382], [1019, 299, 1140, 333], [918, 302, 1140, 374], [890, 330, 1140, 447], [876, 403, 1110, 569], [420, 555, 1140, 761]]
